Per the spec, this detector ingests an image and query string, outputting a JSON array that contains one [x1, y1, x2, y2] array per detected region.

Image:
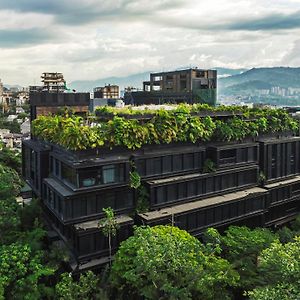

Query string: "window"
[[61, 163, 77, 187], [79, 169, 100, 187], [102, 165, 115, 184], [55, 159, 60, 176]]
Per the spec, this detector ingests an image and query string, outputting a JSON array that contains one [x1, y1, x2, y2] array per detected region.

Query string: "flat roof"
[[139, 187, 267, 221], [44, 178, 74, 197], [264, 176, 300, 189], [147, 165, 257, 185], [74, 215, 133, 230], [258, 136, 300, 144]]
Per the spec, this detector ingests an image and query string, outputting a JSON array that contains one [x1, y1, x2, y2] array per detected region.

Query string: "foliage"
[[55, 271, 108, 300], [99, 207, 119, 265], [247, 236, 300, 300], [0, 145, 22, 174], [129, 170, 141, 189], [0, 243, 54, 300], [258, 171, 266, 186], [32, 105, 298, 150], [0, 164, 23, 198], [0, 118, 20, 133], [0, 197, 21, 245], [290, 214, 300, 232], [136, 185, 149, 213], [110, 225, 239, 300], [99, 207, 119, 238], [220, 226, 278, 290], [203, 159, 216, 173]]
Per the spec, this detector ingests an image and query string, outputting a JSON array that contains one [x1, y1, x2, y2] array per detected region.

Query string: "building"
[[29, 73, 90, 120], [22, 105, 300, 272], [93, 85, 119, 99], [125, 68, 217, 106], [41, 72, 66, 93]]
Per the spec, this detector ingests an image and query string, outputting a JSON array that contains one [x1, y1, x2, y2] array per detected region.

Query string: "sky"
[[0, 0, 300, 86]]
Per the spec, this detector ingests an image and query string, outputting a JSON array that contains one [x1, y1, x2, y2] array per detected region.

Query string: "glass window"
[[102, 165, 115, 184], [79, 168, 100, 187], [61, 163, 77, 187], [55, 159, 60, 176]]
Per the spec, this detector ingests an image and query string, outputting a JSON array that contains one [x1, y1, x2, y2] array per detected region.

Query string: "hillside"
[[219, 67, 300, 94], [69, 72, 150, 92]]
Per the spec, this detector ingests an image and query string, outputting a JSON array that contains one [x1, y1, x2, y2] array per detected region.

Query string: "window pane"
[[79, 168, 99, 187], [102, 165, 115, 184], [61, 163, 77, 187]]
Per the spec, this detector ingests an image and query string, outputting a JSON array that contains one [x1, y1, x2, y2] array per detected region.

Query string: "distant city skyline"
[[0, 0, 300, 85]]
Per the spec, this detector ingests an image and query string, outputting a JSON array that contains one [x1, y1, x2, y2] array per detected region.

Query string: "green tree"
[[0, 164, 23, 199], [110, 225, 239, 300], [220, 226, 278, 290], [98, 207, 119, 266], [247, 236, 300, 300], [0, 243, 54, 300], [55, 271, 108, 300], [0, 197, 21, 244], [0, 145, 22, 174]]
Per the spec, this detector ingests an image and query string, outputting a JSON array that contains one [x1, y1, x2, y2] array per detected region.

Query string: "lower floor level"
[[43, 176, 300, 272]]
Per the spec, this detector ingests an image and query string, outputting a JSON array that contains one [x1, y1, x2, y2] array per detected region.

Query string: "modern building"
[[22, 104, 300, 272], [125, 68, 217, 106], [41, 72, 66, 93], [29, 73, 90, 120], [93, 85, 119, 99]]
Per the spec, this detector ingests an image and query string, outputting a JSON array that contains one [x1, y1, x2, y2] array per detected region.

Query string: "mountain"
[[225, 80, 272, 92], [69, 72, 150, 92], [214, 67, 247, 77], [3, 84, 23, 90], [219, 67, 300, 94]]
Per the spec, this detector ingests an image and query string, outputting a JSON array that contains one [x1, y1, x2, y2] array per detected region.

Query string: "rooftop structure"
[[29, 73, 90, 120], [125, 68, 217, 106], [23, 104, 300, 271]]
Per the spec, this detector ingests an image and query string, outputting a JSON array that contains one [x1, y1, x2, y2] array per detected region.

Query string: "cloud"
[[0, 28, 56, 47], [227, 11, 300, 31], [0, 0, 185, 25]]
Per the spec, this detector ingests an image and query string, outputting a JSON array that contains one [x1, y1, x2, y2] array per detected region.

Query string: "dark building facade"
[[23, 131, 300, 271], [125, 68, 217, 106], [29, 92, 90, 120]]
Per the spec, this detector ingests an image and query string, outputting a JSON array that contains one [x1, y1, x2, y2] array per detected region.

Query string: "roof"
[[74, 215, 133, 230], [44, 178, 74, 197], [139, 187, 267, 221], [147, 165, 257, 186], [264, 176, 300, 189]]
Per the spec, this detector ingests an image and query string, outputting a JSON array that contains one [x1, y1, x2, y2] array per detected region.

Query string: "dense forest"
[[0, 144, 299, 299]]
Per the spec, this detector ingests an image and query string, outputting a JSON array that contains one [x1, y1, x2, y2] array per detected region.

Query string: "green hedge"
[[32, 105, 299, 150]]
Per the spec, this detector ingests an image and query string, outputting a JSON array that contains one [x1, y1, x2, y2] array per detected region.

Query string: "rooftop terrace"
[[32, 104, 299, 151]]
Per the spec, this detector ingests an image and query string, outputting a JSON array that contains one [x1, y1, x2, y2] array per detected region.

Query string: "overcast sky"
[[0, 0, 300, 85]]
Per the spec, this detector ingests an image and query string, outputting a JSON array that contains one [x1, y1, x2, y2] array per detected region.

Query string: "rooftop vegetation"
[[32, 104, 299, 151]]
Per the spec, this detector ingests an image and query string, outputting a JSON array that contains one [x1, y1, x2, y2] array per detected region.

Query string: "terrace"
[[31, 104, 299, 151]]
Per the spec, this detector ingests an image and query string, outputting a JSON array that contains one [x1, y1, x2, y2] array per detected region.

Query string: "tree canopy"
[[110, 225, 239, 300]]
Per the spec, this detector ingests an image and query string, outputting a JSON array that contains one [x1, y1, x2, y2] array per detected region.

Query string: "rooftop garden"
[[32, 104, 299, 151]]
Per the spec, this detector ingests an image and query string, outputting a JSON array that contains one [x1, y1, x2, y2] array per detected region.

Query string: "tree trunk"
[[109, 233, 112, 266]]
